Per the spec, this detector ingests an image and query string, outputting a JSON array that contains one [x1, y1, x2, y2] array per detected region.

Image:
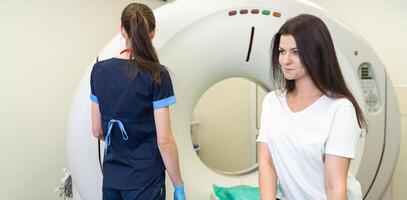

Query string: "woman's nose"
[[281, 53, 291, 64]]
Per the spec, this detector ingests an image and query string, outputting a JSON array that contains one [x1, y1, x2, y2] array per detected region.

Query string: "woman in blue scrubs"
[[90, 3, 186, 200]]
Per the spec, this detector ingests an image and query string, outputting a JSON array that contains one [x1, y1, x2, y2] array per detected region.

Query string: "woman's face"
[[278, 34, 306, 81]]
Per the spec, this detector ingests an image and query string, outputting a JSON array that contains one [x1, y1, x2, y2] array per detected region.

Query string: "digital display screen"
[[361, 67, 372, 80]]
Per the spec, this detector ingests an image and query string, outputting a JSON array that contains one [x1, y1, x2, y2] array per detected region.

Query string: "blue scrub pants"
[[103, 184, 166, 200]]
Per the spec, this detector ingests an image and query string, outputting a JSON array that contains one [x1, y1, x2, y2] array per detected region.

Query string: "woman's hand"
[[174, 183, 186, 200]]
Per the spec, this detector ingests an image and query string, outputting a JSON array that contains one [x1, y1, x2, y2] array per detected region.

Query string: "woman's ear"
[[120, 26, 128, 39], [149, 29, 156, 39]]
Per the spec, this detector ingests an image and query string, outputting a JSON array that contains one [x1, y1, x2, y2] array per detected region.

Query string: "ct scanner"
[[67, 0, 401, 199]]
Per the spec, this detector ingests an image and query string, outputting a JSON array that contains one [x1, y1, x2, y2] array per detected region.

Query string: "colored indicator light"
[[251, 9, 260, 14], [262, 10, 271, 15], [240, 9, 248, 14], [273, 12, 282, 17], [229, 10, 237, 16]]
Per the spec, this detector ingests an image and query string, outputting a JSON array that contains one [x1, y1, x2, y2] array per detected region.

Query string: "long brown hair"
[[121, 3, 163, 84], [271, 14, 367, 128]]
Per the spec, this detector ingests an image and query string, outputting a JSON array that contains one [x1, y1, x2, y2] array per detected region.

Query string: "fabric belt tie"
[[104, 119, 129, 155]]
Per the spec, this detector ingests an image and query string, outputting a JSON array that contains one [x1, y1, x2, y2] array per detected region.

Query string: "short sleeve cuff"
[[90, 94, 99, 103], [256, 133, 268, 143], [325, 149, 355, 159], [153, 95, 176, 109]]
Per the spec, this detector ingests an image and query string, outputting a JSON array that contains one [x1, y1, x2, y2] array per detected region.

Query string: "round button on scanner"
[[240, 9, 248, 14], [262, 10, 271, 15], [228, 10, 237, 16], [366, 93, 378, 107], [251, 9, 260, 14], [273, 11, 282, 17]]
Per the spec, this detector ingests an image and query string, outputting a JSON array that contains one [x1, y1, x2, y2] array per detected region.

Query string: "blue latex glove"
[[174, 184, 186, 200]]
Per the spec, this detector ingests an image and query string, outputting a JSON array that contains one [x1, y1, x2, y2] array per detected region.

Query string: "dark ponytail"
[[121, 3, 163, 84]]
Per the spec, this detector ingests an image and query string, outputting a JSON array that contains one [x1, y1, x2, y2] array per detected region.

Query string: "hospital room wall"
[[0, 0, 406, 200], [0, 1, 166, 200], [192, 78, 253, 172], [192, 79, 267, 173]]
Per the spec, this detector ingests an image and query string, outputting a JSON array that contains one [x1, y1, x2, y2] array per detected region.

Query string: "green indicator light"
[[262, 10, 271, 15]]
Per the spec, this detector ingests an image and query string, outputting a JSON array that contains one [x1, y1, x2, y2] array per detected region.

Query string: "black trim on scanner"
[[246, 26, 255, 62]]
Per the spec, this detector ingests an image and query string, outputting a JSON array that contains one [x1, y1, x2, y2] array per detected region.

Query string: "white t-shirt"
[[257, 90, 362, 200]]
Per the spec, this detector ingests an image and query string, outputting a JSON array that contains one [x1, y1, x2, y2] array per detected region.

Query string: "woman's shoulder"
[[262, 89, 285, 105], [99, 57, 127, 66], [325, 96, 354, 111], [157, 64, 170, 74], [266, 89, 285, 99], [92, 57, 125, 70]]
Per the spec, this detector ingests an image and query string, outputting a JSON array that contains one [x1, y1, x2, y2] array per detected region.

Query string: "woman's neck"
[[291, 76, 322, 98], [118, 51, 131, 59], [118, 42, 132, 59]]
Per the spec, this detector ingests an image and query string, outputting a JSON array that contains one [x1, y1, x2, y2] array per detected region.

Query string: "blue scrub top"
[[90, 58, 176, 190]]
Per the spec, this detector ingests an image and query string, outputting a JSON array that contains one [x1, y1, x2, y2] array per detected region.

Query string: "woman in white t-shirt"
[[257, 14, 367, 200]]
